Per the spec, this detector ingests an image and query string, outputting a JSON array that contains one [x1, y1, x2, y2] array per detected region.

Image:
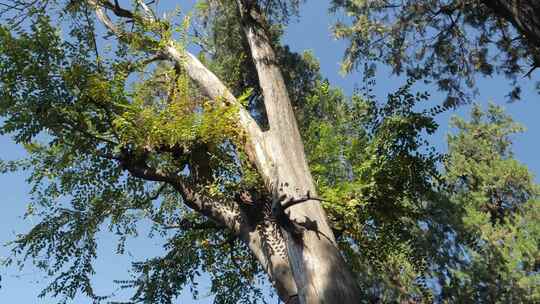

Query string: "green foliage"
[[113, 69, 239, 150], [0, 2, 538, 304], [298, 77, 443, 302], [298, 78, 539, 303], [0, 4, 260, 303], [331, 0, 538, 104], [115, 216, 267, 304], [435, 104, 540, 303]]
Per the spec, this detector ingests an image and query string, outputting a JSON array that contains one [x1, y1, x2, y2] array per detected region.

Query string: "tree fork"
[[235, 1, 362, 303], [88, 1, 299, 302], [482, 0, 540, 72]]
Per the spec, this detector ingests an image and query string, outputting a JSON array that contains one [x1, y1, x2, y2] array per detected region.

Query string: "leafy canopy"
[[0, 1, 538, 304]]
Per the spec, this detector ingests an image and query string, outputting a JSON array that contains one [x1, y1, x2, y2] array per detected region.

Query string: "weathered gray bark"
[[235, 1, 362, 303]]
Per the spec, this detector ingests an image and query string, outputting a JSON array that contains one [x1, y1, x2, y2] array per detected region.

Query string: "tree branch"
[[89, 0, 274, 185], [281, 191, 329, 211], [96, 139, 298, 303], [87, 3, 298, 301], [482, 0, 540, 70]]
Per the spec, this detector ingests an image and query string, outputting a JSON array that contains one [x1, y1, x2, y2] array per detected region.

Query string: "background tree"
[[433, 104, 540, 303], [331, 0, 540, 104], [0, 1, 538, 304]]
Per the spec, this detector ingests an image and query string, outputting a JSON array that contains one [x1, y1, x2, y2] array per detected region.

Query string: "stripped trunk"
[[234, 2, 362, 303]]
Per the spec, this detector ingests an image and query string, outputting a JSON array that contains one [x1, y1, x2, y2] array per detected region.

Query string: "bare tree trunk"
[[235, 2, 362, 303]]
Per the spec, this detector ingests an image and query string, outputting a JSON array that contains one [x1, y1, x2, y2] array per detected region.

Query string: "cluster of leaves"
[[298, 72, 539, 302], [297, 76, 444, 302], [0, 3, 266, 303], [113, 67, 240, 151], [330, 0, 539, 104], [304, 3, 540, 295], [432, 104, 540, 303]]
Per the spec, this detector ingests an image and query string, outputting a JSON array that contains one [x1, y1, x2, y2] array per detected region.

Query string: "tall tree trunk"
[[91, 2, 298, 302], [235, 2, 362, 303]]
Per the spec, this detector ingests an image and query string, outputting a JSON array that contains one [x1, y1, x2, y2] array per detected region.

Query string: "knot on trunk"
[[271, 190, 327, 242]]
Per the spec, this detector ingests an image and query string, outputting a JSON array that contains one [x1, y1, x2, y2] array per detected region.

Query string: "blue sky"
[[1, 1, 539, 303]]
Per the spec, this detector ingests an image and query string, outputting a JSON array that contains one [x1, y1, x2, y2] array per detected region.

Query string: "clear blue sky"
[[1, 1, 539, 303]]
